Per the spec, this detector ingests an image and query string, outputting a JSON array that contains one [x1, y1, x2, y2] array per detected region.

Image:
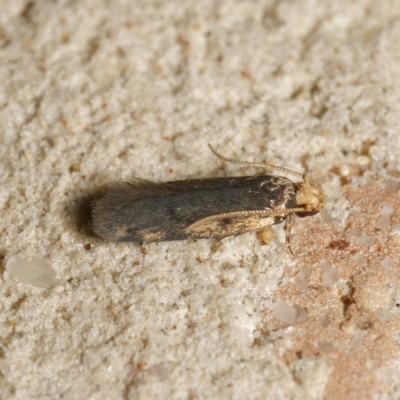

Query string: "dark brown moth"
[[92, 145, 324, 257]]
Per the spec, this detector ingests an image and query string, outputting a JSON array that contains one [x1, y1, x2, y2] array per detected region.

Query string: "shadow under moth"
[[92, 145, 324, 258]]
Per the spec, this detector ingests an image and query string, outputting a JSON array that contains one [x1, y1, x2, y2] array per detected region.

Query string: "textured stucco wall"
[[1, 1, 400, 399]]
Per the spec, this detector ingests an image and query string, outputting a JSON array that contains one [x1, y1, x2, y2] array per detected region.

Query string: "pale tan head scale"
[[295, 175, 324, 215]]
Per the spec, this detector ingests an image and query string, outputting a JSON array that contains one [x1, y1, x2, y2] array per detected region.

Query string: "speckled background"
[[1, 0, 400, 399]]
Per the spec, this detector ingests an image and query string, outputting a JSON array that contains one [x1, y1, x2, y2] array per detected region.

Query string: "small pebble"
[[351, 253, 368, 265], [350, 228, 362, 238], [328, 240, 349, 250], [375, 214, 391, 229], [381, 258, 395, 269], [319, 316, 330, 328], [358, 235, 375, 246], [271, 300, 308, 323], [320, 264, 340, 286], [6, 254, 56, 289], [382, 205, 394, 214], [295, 269, 311, 292]]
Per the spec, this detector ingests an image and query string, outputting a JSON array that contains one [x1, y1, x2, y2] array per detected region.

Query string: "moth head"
[[295, 176, 324, 216]]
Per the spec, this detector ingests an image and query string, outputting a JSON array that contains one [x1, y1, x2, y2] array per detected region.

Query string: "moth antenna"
[[208, 144, 304, 179]]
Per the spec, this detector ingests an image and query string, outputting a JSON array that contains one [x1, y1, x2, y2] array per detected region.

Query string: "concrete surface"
[[1, 0, 400, 399]]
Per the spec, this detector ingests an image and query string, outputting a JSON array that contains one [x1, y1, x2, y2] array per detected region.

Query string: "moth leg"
[[142, 242, 156, 253], [185, 210, 277, 239], [215, 236, 233, 246], [284, 214, 295, 260]]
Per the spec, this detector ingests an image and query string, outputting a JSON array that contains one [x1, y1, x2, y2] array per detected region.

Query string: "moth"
[[92, 145, 324, 257]]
